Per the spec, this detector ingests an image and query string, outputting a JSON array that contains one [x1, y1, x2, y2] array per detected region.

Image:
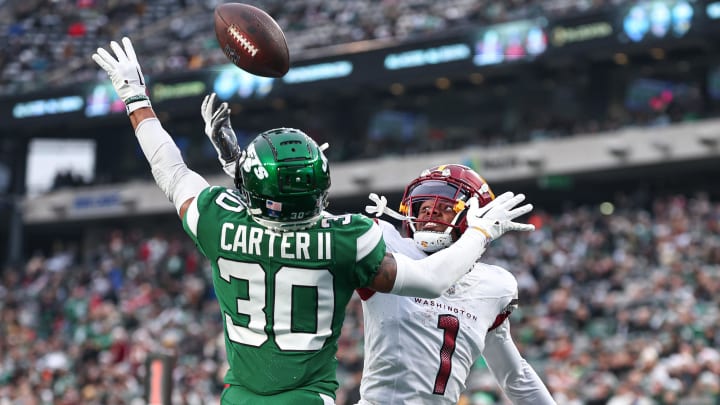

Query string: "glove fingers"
[[492, 192, 514, 206], [209, 93, 217, 108], [205, 93, 217, 114], [121, 37, 138, 64], [506, 203, 533, 220], [480, 192, 513, 215], [212, 102, 229, 120], [201, 94, 210, 117], [212, 103, 231, 131], [95, 48, 118, 66], [110, 41, 128, 64], [91, 53, 114, 72], [500, 193, 526, 210], [507, 222, 535, 232]]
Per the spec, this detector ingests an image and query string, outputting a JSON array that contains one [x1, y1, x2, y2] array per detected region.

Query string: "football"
[[214, 3, 290, 78]]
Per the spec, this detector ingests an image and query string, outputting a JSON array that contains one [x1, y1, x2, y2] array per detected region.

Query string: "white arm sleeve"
[[482, 321, 556, 404], [135, 118, 210, 213], [390, 229, 488, 298]]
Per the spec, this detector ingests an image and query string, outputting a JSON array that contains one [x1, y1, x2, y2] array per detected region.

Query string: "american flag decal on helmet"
[[266, 200, 283, 217]]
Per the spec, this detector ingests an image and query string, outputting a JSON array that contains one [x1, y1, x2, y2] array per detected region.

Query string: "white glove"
[[91, 37, 151, 115], [201, 93, 244, 178], [466, 192, 535, 240]]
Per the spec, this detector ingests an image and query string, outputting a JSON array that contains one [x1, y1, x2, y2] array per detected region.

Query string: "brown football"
[[214, 3, 290, 77]]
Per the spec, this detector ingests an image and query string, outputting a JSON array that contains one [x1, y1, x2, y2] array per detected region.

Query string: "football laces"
[[227, 24, 259, 57]]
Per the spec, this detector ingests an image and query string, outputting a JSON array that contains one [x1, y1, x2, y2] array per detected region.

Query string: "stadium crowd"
[[2, 1, 720, 404], [0, 0, 626, 96], [1, 191, 719, 404], [3, 0, 717, 193]]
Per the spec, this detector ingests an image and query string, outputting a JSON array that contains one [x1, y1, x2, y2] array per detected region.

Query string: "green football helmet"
[[239, 128, 331, 232]]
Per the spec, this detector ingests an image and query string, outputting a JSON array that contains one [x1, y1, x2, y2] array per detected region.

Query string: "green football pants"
[[220, 385, 335, 405]]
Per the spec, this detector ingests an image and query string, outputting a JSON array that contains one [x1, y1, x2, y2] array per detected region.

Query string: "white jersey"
[[357, 220, 556, 405]]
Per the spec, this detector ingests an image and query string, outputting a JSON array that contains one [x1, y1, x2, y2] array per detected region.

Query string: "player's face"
[[416, 199, 456, 232]]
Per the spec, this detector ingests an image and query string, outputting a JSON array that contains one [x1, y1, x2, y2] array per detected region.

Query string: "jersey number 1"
[[433, 314, 459, 395]]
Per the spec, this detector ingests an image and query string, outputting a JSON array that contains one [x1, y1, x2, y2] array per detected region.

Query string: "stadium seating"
[[0, 0, 622, 96]]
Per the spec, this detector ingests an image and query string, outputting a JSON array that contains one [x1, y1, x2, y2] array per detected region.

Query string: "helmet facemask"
[[403, 181, 469, 252]]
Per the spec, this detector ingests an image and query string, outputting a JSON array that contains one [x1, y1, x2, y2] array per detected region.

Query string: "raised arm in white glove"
[[201, 93, 245, 177], [466, 191, 535, 240], [91, 37, 209, 215], [91, 37, 151, 115]]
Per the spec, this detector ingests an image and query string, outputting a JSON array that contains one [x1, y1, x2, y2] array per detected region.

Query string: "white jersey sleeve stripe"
[[356, 221, 383, 262], [185, 195, 201, 238]]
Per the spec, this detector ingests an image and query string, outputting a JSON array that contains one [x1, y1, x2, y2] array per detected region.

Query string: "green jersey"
[[182, 186, 386, 399]]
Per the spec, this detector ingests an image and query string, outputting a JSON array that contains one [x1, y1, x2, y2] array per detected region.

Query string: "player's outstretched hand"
[[201, 93, 244, 178], [466, 192, 535, 241], [91, 37, 151, 114]]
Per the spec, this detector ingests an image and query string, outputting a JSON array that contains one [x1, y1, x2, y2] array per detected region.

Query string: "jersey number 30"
[[218, 258, 335, 351]]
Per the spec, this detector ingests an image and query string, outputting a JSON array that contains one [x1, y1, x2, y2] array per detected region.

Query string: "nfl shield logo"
[[266, 200, 283, 217]]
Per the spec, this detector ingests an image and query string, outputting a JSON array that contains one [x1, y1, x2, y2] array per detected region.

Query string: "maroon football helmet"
[[400, 164, 494, 252]]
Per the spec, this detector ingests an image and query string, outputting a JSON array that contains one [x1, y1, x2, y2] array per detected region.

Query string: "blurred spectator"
[[4, 0, 715, 196], [0, 0, 626, 96], [51, 170, 90, 190]]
